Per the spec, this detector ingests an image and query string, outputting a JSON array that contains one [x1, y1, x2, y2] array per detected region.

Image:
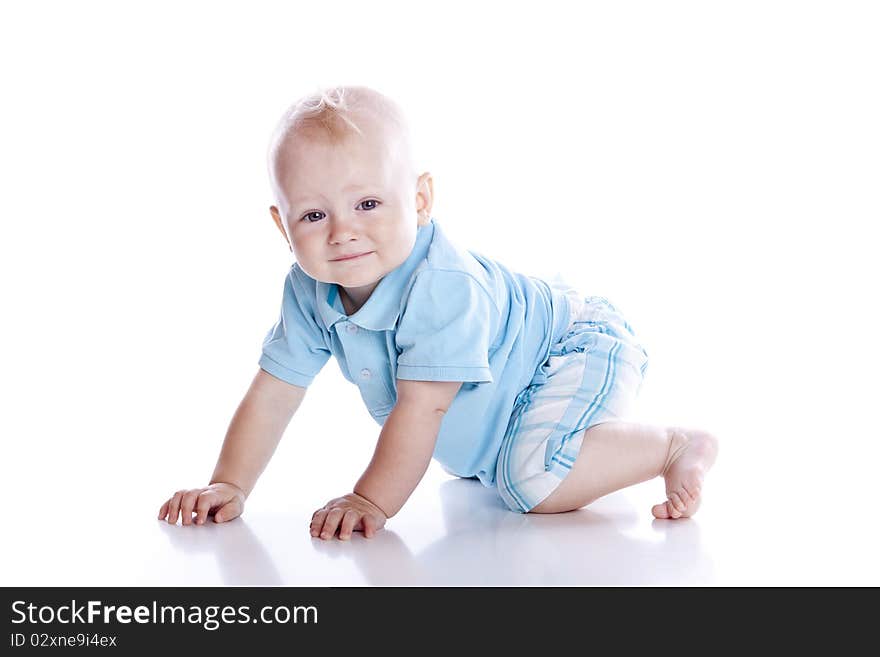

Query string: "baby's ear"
[[416, 172, 434, 224], [269, 206, 293, 251]]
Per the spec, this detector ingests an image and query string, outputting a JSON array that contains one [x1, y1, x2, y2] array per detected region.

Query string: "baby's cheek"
[[293, 257, 322, 281]]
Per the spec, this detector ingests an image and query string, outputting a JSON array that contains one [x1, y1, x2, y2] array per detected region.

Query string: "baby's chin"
[[332, 273, 384, 290], [304, 267, 382, 290], [296, 263, 370, 287]]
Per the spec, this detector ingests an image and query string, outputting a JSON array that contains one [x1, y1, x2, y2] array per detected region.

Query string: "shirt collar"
[[315, 219, 435, 332]]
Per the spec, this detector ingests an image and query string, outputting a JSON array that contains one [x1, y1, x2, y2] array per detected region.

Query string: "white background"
[[1, 1, 878, 585]]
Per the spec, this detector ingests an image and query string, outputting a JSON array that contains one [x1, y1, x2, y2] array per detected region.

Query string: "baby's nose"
[[328, 216, 359, 242]]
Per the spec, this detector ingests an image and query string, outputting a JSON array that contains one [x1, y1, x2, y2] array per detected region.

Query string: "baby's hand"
[[157, 482, 246, 526], [310, 492, 387, 540]]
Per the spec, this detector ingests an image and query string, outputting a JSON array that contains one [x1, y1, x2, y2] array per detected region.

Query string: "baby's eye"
[[302, 211, 324, 223], [359, 199, 380, 211]]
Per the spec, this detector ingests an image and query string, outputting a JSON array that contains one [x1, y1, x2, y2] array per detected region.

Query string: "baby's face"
[[270, 120, 430, 309]]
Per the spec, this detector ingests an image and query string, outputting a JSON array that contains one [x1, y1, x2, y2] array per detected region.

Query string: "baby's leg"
[[529, 422, 718, 517]]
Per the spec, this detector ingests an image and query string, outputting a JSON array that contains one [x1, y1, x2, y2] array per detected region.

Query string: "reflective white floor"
[[4, 410, 879, 587]]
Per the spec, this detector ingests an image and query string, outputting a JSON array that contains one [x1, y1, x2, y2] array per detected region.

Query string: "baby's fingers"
[[310, 509, 328, 537], [361, 514, 382, 539], [212, 496, 243, 524], [165, 491, 184, 525], [318, 508, 345, 540], [180, 489, 202, 525], [194, 490, 220, 525], [338, 510, 360, 541]]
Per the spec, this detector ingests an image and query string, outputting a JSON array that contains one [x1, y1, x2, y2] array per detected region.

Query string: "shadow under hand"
[[309, 527, 423, 585], [157, 517, 284, 585]]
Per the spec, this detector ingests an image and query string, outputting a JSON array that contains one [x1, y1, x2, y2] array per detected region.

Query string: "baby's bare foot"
[[652, 427, 719, 519]]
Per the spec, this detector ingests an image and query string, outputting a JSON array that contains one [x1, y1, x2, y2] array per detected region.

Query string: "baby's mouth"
[[331, 251, 373, 262]]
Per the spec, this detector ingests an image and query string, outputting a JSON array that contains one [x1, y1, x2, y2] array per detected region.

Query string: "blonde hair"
[[267, 85, 415, 193], [275, 86, 366, 142]]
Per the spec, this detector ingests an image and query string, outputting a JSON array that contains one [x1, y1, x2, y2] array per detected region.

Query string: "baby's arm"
[[309, 379, 461, 540], [158, 368, 306, 525]]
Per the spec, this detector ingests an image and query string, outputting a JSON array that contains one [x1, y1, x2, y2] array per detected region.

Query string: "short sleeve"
[[258, 268, 331, 387], [395, 270, 496, 384]]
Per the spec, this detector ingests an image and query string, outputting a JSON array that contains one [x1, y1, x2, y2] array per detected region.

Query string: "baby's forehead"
[[281, 116, 400, 164], [274, 123, 403, 189], [273, 121, 413, 196]]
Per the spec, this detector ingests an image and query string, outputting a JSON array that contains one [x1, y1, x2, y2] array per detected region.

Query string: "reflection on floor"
[[149, 477, 715, 586], [8, 442, 879, 587]]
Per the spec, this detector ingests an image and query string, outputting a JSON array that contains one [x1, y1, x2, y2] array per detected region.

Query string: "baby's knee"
[[528, 493, 595, 515]]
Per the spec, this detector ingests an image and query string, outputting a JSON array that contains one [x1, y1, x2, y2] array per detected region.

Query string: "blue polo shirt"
[[258, 218, 572, 486]]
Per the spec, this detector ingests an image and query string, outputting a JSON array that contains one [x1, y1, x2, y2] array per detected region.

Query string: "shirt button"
[[346, 323, 358, 335], [359, 368, 372, 380]]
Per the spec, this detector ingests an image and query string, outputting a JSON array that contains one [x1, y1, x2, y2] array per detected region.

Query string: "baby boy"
[[158, 86, 718, 540]]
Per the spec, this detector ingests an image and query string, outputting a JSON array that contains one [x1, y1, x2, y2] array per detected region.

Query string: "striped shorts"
[[495, 287, 650, 513]]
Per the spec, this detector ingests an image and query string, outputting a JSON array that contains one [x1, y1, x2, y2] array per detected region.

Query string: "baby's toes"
[[651, 499, 682, 519], [682, 476, 703, 500], [676, 485, 704, 517], [682, 480, 704, 508], [668, 492, 688, 515]]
